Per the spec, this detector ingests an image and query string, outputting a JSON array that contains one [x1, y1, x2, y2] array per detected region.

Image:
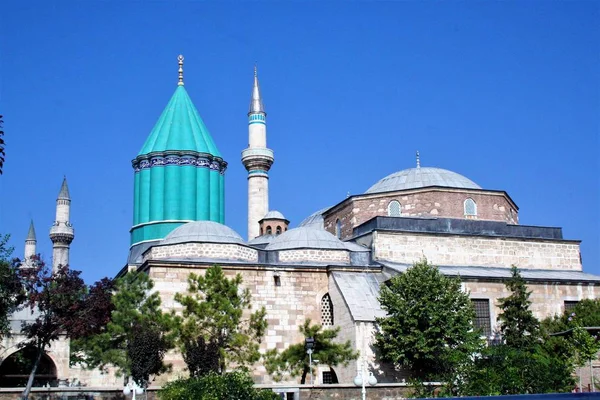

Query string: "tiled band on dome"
[[132, 152, 227, 174]]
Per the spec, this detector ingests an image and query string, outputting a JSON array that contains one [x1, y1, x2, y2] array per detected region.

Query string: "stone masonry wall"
[[327, 275, 357, 384], [278, 249, 350, 263], [148, 264, 329, 384], [374, 232, 582, 270], [144, 242, 258, 262], [324, 189, 518, 240]]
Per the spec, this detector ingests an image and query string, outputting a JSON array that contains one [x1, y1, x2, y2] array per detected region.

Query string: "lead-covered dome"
[[262, 210, 286, 220], [266, 227, 346, 251], [366, 167, 480, 194], [161, 221, 244, 245]]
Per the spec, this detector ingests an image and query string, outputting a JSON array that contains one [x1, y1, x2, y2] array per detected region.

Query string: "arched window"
[[464, 198, 477, 217], [321, 293, 334, 326], [266, 226, 272, 235], [276, 226, 282, 235], [260, 227, 263, 236], [387, 200, 401, 217], [335, 219, 342, 238]]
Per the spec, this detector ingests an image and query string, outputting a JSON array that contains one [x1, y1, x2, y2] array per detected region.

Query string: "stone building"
[[2, 56, 599, 389]]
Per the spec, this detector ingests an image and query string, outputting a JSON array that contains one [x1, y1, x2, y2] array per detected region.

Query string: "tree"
[[0, 234, 24, 341], [18, 260, 87, 400], [159, 372, 280, 400], [497, 266, 540, 349], [264, 319, 358, 384], [72, 271, 175, 386], [375, 258, 483, 381], [175, 266, 267, 375]]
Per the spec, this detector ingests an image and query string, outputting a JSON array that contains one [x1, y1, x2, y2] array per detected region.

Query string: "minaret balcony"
[[241, 148, 274, 171]]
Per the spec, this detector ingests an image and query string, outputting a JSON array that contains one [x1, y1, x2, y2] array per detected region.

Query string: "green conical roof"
[[138, 86, 221, 156]]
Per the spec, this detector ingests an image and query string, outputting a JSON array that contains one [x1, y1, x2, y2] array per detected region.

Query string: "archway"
[[0, 347, 57, 387]]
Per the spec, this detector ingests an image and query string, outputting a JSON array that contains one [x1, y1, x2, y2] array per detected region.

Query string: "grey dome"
[[161, 221, 245, 245], [366, 167, 480, 194], [262, 210, 286, 220], [266, 226, 346, 251], [298, 207, 330, 230]]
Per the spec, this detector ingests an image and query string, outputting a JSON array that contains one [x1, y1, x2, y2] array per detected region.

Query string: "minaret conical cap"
[[248, 65, 265, 114], [26, 220, 36, 241], [58, 177, 70, 200]]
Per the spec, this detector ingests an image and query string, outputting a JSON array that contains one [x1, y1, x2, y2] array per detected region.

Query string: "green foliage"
[[375, 258, 483, 380], [571, 326, 600, 367], [72, 271, 175, 385], [497, 266, 540, 349], [0, 234, 23, 340], [158, 372, 280, 400], [264, 319, 358, 384], [542, 299, 600, 334], [175, 266, 267, 375]]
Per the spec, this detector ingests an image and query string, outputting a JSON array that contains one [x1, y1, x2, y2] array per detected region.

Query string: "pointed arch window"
[[266, 226, 272, 235], [335, 219, 342, 239], [321, 293, 334, 326], [276, 226, 282, 235], [464, 198, 477, 217], [388, 200, 401, 217]]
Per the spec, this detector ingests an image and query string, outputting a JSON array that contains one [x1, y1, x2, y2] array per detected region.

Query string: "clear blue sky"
[[0, 1, 598, 283]]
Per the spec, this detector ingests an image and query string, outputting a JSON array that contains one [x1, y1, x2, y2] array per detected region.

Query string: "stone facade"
[[147, 263, 329, 384], [143, 242, 259, 262], [324, 188, 518, 240], [372, 231, 582, 270], [278, 249, 350, 263]]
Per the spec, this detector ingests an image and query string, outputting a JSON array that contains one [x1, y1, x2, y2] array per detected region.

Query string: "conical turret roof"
[[248, 66, 265, 114], [58, 177, 70, 200], [138, 86, 222, 157], [26, 220, 36, 241]]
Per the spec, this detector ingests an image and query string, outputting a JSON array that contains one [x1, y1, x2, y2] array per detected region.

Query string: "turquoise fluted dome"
[[130, 84, 227, 246]]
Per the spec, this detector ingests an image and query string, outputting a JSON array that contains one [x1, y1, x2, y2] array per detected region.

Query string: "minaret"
[[241, 66, 274, 240], [22, 220, 36, 268], [49, 177, 74, 271]]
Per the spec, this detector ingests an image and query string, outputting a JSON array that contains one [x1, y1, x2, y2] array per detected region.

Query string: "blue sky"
[[0, 1, 598, 283]]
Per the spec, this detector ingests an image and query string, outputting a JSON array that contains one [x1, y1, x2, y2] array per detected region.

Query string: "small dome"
[[298, 207, 330, 230], [266, 227, 346, 251], [366, 167, 480, 194], [161, 221, 244, 245], [262, 210, 286, 220]]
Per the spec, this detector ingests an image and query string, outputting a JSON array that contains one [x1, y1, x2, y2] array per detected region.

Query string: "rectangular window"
[[564, 300, 579, 313], [472, 298, 492, 337]]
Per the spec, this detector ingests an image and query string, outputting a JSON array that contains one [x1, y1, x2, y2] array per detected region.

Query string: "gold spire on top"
[[178, 55, 184, 86], [416, 151, 421, 168]]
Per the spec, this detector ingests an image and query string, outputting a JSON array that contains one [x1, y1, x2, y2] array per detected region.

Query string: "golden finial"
[[416, 151, 420, 168], [178, 55, 184, 86]]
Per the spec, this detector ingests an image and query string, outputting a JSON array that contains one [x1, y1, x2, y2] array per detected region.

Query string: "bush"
[[158, 372, 280, 400]]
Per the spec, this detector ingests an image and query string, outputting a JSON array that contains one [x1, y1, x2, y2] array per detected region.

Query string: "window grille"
[[387, 200, 401, 217], [472, 298, 491, 337], [564, 300, 579, 313], [321, 293, 334, 326], [464, 198, 477, 216], [322, 370, 338, 384]]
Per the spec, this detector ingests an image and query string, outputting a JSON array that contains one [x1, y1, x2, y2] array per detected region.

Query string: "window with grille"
[[321, 293, 334, 326], [335, 219, 342, 239], [472, 299, 491, 336], [564, 300, 579, 313], [464, 198, 477, 217], [388, 200, 401, 217], [322, 369, 338, 384]]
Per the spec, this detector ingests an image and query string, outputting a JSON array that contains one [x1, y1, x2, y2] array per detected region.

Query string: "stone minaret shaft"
[[49, 177, 74, 271], [23, 220, 37, 268], [241, 66, 273, 240]]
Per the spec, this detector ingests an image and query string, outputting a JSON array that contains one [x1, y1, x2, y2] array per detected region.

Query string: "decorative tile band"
[[133, 153, 227, 174]]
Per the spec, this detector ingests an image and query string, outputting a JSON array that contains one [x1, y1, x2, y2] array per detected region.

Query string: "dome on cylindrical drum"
[[265, 227, 346, 250], [161, 221, 244, 245], [366, 167, 480, 194]]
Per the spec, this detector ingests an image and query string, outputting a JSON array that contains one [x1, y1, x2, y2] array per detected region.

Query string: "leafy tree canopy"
[[72, 271, 175, 386], [0, 234, 24, 340], [175, 266, 267, 376], [264, 319, 358, 384], [542, 299, 600, 335], [375, 258, 483, 380]]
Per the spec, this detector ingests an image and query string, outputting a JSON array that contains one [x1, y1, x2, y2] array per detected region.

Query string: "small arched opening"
[[276, 226, 282, 235], [266, 226, 272, 235], [0, 347, 58, 387]]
